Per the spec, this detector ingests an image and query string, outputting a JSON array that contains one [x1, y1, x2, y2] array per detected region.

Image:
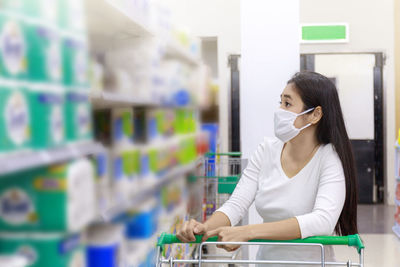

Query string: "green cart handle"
[[205, 152, 242, 157], [157, 233, 365, 254]]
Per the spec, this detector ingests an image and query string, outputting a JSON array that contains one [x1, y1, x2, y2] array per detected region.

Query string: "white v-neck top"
[[217, 137, 346, 265]]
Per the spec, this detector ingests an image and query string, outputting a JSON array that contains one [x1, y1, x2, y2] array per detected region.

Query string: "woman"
[[177, 71, 358, 266]]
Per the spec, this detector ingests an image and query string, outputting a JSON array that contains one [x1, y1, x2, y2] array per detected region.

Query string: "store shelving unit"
[[90, 91, 160, 109], [100, 158, 202, 221], [0, 142, 104, 176], [85, 0, 202, 67], [85, 0, 155, 52], [164, 39, 201, 66]]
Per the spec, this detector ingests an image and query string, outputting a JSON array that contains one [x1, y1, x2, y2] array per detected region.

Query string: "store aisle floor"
[[334, 204, 400, 266]]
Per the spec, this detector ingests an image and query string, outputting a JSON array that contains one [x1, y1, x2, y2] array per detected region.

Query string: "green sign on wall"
[[301, 24, 349, 43]]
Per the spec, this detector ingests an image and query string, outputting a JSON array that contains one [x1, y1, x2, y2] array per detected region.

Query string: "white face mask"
[[274, 107, 315, 143]]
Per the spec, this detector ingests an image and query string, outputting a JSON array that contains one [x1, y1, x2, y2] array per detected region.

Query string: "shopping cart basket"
[[200, 152, 243, 220], [156, 233, 365, 266]]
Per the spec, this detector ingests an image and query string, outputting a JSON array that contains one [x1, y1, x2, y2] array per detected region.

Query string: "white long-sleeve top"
[[216, 137, 346, 265]]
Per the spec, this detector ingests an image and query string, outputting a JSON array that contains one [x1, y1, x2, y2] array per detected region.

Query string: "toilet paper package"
[[62, 37, 89, 88], [0, 255, 28, 267], [0, 158, 96, 232], [64, 91, 93, 143], [0, 232, 85, 267], [25, 23, 62, 84], [0, 84, 31, 153], [0, 14, 28, 79], [0, 12, 62, 83], [27, 87, 65, 149]]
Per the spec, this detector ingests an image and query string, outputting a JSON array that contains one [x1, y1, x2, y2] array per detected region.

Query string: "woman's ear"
[[310, 106, 323, 124]]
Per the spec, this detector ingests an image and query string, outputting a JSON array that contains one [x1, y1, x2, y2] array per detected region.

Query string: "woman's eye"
[[279, 101, 291, 107]]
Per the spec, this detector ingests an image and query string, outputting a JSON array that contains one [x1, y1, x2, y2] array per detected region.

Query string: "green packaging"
[[0, 159, 95, 232], [0, 13, 28, 79], [112, 148, 140, 181], [112, 108, 134, 146], [27, 87, 65, 149], [62, 37, 89, 88], [25, 23, 62, 84], [65, 91, 93, 143], [0, 233, 84, 267], [0, 84, 31, 153]]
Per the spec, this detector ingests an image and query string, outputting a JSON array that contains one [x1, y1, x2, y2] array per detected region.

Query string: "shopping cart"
[[201, 152, 243, 220], [156, 233, 365, 266], [156, 152, 365, 266]]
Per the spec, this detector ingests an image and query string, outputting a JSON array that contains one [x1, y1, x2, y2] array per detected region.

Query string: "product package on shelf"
[[0, 83, 30, 154], [92, 149, 112, 215], [174, 109, 197, 135], [112, 108, 135, 147], [0, 8, 64, 84], [133, 108, 160, 143], [0, 13, 28, 80], [0, 232, 84, 267], [124, 197, 160, 267], [62, 37, 89, 89], [0, 255, 28, 267], [88, 58, 104, 95], [159, 60, 192, 107], [25, 23, 62, 84], [86, 223, 125, 267], [103, 39, 163, 101], [27, 85, 65, 149], [94, 108, 135, 147], [64, 91, 93, 143], [0, 158, 96, 232], [148, 142, 175, 176], [110, 146, 141, 205]]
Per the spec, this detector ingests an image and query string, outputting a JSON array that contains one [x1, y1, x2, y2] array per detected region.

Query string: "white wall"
[[241, 0, 300, 261], [163, 0, 241, 154], [201, 38, 219, 79], [300, 0, 396, 205]]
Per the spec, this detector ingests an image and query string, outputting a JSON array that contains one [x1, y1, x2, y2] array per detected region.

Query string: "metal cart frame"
[[156, 233, 365, 266]]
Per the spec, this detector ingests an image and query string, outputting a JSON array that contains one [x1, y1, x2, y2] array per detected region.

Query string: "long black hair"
[[288, 71, 358, 236]]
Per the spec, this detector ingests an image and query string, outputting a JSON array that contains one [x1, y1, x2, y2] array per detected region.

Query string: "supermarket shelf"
[[101, 158, 201, 221], [85, 0, 154, 52], [165, 40, 201, 66], [90, 91, 199, 109], [0, 142, 104, 176], [90, 91, 160, 109], [393, 223, 400, 238]]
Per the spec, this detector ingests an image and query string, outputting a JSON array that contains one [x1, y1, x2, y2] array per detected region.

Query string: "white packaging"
[[67, 158, 97, 232], [0, 256, 28, 267]]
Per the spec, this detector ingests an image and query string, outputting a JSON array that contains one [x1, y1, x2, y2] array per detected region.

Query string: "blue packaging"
[[86, 244, 119, 267]]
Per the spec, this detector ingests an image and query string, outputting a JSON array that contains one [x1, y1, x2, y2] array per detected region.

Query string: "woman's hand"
[[205, 226, 250, 252], [176, 219, 208, 243]]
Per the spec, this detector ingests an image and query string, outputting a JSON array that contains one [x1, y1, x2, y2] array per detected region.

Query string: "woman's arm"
[[205, 218, 301, 251], [177, 140, 267, 243], [177, 211, 231, 243]]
